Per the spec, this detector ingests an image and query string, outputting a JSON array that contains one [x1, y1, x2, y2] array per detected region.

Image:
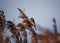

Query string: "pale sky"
[[0, 0, 60, 33]]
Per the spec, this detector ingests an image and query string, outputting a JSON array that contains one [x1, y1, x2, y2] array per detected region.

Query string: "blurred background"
[[0, 0, 60, 33]]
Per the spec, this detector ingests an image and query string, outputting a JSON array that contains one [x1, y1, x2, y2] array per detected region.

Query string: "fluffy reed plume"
[[18, 8, 28, 20], [53, 18, 57, 35], [30, 18, 37, 30]]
